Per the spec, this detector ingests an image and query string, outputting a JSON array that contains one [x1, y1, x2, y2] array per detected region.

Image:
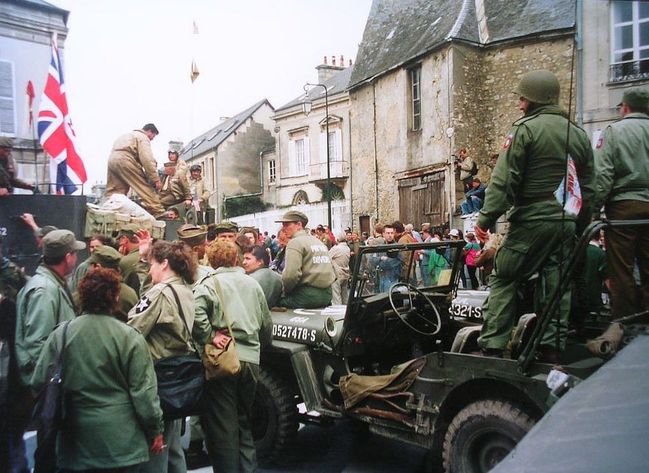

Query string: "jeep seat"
[[510, 313, 537, 359], [450, 325, 482, 353]]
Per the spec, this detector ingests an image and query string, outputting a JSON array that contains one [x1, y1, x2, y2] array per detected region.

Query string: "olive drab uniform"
[[0, 154, 34, 194], [105, 129, 165, 217], [594, 110, 649, 318], [279, 229, 336, 308], [127, 276, 199, 473], [15, 265, 78, 385], [127, 276, 197, 360], [476, 104, 594, 352]]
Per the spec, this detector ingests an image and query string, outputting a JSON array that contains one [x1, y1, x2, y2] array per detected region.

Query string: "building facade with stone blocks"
[[348, 0, 578, 232], [0, 0, 70, 192], [180, 99, 276, 221], [269, 59, 353, 230]]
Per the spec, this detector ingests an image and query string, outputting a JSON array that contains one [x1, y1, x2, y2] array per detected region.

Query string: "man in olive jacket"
[[14, 230, 85, 470], [474, 70, 594, 362], [594, 88, 649, 318], [105, 123, 165, 217], [275, 210, 336, 308]]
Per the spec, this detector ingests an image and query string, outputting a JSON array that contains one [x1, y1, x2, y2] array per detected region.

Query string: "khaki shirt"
[[108, 129, 160, 185], [127, 276, 196, 361], [190, 176, 211, 208], [160, 172, 191, 205], [282, 230, 336, 293]]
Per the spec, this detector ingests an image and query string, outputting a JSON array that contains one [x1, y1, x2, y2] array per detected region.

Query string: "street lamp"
[[302, 82, 331, 229]]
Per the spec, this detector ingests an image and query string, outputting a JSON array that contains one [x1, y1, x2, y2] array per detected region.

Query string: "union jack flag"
[[38, 34, 87, 194]]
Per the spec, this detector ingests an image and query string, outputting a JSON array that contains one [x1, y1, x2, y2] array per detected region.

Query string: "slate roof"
[[349, 0, 575, 89], [275, 65, 354, 112], [12, 0, 69, 22], [180, 99, 273, 160]]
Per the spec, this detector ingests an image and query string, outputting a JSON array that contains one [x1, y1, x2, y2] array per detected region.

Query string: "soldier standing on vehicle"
[[0, 137, 39, 196], [275, 210, 335, 308], [594, 88, 649, 318], [105, 123, 166, 218], [474, 70, 594, 362]]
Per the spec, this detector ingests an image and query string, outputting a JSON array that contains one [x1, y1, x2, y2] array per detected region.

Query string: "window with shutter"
[[0, 60, 16, 135]]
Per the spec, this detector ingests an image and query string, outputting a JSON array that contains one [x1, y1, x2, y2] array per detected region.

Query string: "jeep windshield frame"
[[342, 239, 466, 333]]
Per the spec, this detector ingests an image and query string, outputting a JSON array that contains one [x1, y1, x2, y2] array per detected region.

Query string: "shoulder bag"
[[202, 275, 241, 380], [154, 284, 204, 420], [32, 320, 70, 473]]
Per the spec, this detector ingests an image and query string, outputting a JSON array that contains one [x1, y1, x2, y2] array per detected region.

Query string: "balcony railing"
[[309, 160, 349, 181], [609, 59, 649, 83]]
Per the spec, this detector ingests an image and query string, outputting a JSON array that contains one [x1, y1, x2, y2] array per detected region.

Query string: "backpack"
[[470, 160, 479, 176]]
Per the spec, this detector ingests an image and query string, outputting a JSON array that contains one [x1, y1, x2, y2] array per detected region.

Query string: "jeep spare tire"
[[252, 367, 299, 466], [443, 399, 535, 473]]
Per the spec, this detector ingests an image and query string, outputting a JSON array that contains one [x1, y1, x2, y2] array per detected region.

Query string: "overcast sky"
[[49, 0, 373, 189]]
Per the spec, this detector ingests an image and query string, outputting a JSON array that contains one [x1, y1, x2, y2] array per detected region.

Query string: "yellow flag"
[[191, 59, 200, 83]]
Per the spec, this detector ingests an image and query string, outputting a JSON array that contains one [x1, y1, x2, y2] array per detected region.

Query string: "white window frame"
[[409, 66, 422, 131], [0, 60, 17, 136], [610, 1, 649, 80], [288, 136, 309, 177], [268, 159, 276, 184]]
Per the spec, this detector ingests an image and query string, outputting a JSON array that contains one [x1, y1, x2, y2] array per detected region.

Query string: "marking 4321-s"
[[450, 302, 483, 320]]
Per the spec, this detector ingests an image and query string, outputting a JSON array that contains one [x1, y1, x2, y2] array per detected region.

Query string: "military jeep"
[[252, 220, 649, 473]]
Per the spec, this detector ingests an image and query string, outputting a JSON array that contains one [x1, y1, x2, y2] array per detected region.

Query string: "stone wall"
[[350, 34, 576, 230], [451, 36, 575, 202], [218, 120, 275, 199]]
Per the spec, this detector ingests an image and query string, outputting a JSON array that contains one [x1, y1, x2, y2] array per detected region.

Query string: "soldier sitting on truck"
[[159, 162, 192, 210], [275, 210, 335, 308]]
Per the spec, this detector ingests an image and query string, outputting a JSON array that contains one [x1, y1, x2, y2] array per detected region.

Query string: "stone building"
[[348, 0, 578, 232], [580, 1, 649, 140], [180, 99, 276, 220], [0, 0, 70, 191], [269, 57, 353, 230]]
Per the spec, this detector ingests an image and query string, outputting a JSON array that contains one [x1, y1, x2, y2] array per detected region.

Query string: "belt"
[[515, 195, 555, 206]]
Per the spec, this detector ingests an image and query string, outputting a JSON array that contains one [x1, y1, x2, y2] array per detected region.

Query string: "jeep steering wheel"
[[388, 282, 442, 336]]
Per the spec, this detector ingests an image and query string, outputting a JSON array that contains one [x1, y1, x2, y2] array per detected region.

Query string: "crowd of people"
[[0, 69, 647, 472]]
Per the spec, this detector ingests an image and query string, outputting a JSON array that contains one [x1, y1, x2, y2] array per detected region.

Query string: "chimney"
[[316, 54, 346, 83]]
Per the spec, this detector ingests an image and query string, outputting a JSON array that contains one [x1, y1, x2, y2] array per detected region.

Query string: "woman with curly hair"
[[32, 268, 164, 473], [128, 240, 203, 473]]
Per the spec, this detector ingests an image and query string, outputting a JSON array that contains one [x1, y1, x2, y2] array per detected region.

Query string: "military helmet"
[[190, 164, 202, 172], [513, 70, 560, 105]]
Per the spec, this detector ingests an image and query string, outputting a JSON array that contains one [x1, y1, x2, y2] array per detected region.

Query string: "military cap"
[[35, 225, 59, 238], [275, 210, 309, 226], [88, 245, 122, 269], [117, 223, 141, 238], [43, 229, 85, 258], [0, 136, 13, 148], [213, 220, 239, 234], [618, 89, 649, 110], [177, 224, 207, 247], [163, 161, 176, 167]]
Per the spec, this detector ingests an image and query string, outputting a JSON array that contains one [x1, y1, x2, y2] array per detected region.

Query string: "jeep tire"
[[442, 399, 535, 473], [252, 367, 299, 466]]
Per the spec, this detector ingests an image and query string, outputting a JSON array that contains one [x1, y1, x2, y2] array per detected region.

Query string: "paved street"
[[26, 420, 431, 473], [192, 420, 430, 473]]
